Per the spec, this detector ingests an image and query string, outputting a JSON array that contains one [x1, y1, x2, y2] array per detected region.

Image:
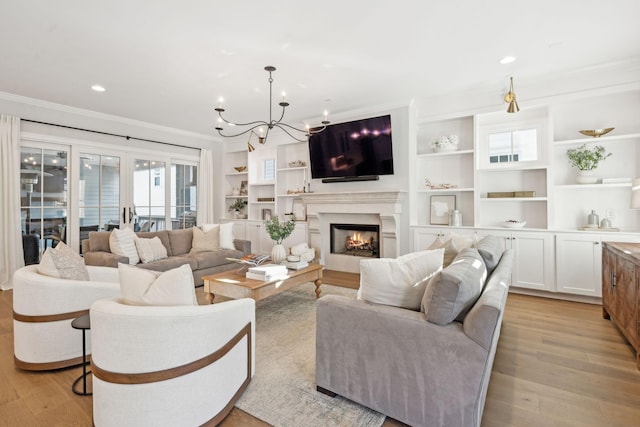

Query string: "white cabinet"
[[555, 233, 603, 297], [488, 230, 555, 292], [239, 220, 308, 256]]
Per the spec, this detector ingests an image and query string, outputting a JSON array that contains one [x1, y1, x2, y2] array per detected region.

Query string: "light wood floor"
[[1, 271, 639, 426]]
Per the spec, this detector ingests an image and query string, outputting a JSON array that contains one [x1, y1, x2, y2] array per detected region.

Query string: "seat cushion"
[[135, 256, 198, 272]]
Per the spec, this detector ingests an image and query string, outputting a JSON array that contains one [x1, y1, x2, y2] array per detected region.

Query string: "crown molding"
[[0, 90, 217, 142]]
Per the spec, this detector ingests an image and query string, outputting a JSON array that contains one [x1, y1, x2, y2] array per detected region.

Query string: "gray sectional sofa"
[[316, 238, 513, 427], [82, 228, 251, 286]]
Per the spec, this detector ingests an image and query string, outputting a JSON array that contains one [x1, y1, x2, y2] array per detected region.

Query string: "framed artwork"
[[239, 180, 248, 195], [292, 198, 306, 221], [261, 208, 272, 220], [430, 195, 455, 225]]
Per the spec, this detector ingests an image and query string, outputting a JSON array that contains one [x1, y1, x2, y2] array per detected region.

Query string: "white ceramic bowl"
[[502, 220, 526, 228]]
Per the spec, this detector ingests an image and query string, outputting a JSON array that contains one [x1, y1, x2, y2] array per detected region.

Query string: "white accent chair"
[[90, 297, 255, 427], [12, 264, 121, 370]]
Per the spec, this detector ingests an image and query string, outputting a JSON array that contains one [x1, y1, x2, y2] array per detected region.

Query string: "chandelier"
[[214, 66, 330, 150]]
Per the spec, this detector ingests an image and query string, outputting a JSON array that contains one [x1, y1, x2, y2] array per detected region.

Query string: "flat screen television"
[[308, 114, 393, 182]]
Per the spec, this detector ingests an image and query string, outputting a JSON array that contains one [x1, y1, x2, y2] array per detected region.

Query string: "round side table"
[[71, 313, 92, 396]]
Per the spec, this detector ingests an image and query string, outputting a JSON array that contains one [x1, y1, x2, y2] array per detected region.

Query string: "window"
[[171, 163, 197, 229], [488, 129, 537, 164]]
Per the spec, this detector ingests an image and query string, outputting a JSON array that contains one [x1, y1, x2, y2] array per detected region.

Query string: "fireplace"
[[330, 223, 380, 258]]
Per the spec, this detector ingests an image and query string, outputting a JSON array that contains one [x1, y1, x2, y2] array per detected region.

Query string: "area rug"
[[235, 283, 385, 427]]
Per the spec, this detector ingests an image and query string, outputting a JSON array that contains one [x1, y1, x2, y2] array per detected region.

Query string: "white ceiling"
[[1, 0, 639, 137]]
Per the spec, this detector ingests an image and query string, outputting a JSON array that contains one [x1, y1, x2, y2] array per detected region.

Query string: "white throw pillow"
[[202, 223, 235, 250], [109, 227, 140, 265], [191, 225, 220, 253], [118, 263, 197, 306], [135, 236, 168, 263], [357, 249, 444, 310], [38, 242, 90, 281]]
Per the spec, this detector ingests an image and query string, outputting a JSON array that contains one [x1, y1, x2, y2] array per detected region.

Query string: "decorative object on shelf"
[[431, 135, 459, 153], [257, 197, 275, 202], [448, 210, 462, 226], [288, 160, 306, 167], [487, 191, 535, 198], [214, 66, 330, 146], [233, 166, 247, 173], [430, 195, 456, 225], [504, 76, 520, 113], [264, 216, 297, 264], [239, 180, 248, 195], [424, 178, 458, 190], [587, 210, 600, 227], [600, 217, 612, 228], [566, 144, 611, 184], [631, 178, 640, 209], [502, 220, 526, 228], [578, 128, 614, 138], [228, 198, 247, 219], [231, 187, 240, 196], [292, 198, 306, 221], [261, 208, 272, 220], [286, 188, 306, 195]]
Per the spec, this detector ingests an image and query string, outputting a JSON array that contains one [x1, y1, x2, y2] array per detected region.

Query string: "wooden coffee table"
[[202, 263, 324, 304]]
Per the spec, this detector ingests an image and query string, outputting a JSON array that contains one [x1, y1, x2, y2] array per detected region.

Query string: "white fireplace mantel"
[[300, 190, 406, 272]]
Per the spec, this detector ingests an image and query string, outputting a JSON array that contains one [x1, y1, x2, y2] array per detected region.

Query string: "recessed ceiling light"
[[500, 56, 516, 65], [91, 85, 106, 92]]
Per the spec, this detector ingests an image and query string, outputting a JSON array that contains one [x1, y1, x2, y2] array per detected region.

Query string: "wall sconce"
[[504, 77, 520, 113]]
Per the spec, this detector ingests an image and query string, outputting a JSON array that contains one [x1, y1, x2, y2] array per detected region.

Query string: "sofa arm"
[[316, 295, 488, 427], [234, 239, 251, 255], [84, 251, 128, 267]]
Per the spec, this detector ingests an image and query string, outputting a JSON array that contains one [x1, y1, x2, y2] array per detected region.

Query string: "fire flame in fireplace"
[[347, 232, 367, 250]]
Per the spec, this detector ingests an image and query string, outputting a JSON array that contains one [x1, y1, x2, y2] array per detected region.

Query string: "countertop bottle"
[[587, 210, 599, 227]]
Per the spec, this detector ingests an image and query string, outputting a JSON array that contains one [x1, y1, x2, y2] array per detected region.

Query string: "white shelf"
[[225, 195, 248, 199], [555, 183, 632, 189], [417, 149, 474, 159], [479, 197, 548, 202], [419, 187, 475, 193], [277, 166, 307, 172], [277, 193, 306, 198], [554, 133, 640, 146]]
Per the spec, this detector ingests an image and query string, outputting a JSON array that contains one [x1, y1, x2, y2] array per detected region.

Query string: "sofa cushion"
[[137, 230, 172, 256], [135, 256, 199, 272], [357, 249, 444, 310], [118, 263, 197, 306], [109, 227, 140, 265], [422, 248, 487, 325], [89, 231, 111, 252], [168, 228, 193, 256], [475, 235, 504, 276], [191, 225, 220, 253], [186, 250, 239, 270], [135, 236, 168, 264], [203, 223, 235, 250], [38, 242, 90, 281]]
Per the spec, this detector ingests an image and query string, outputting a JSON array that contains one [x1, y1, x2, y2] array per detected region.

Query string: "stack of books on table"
[[246, 264, 288, 281], [285, 259, 309, 270]]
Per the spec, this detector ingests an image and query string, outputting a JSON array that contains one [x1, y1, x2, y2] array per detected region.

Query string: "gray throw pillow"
[[422, 248, 487, 325], [475, 235, 504, 275]]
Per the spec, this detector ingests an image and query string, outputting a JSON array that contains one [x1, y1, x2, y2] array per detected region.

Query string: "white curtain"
[[1, 115, 24, 290], [197, 148, 215, 225]]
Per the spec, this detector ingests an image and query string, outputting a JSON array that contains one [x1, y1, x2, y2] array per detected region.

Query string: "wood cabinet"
[[602, 242, 640, 369]]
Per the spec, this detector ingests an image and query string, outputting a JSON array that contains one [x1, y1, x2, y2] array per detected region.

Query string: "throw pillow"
[[421, 248, 487, 325], [202, 223, 235, 250], [109, 227, 140, 265], [38, 242, 90, 281], [427, 236, 458, 267], [475, 235, 504, 276], [191, 225, 220, 253], [357, 249, 444, 310], [135, 236, 168, 263], [118, 263, 197, 306]]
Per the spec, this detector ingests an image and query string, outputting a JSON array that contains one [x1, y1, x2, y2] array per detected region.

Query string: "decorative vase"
[[576, 171, 598, 184], [271, 244, 287, 264]]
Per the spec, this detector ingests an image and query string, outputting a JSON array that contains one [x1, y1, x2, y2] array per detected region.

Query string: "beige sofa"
[[82, 228, 251, 286], [316, 236, 513, 427]]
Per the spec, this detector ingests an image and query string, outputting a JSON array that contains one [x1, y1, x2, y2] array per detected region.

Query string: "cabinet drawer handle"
[[594, 241, 600, 245]]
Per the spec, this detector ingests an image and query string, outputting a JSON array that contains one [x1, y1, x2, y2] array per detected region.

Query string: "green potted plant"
[[228, 198, 247, 219], [566, 144, 611, 184], [264, 216, 296, 263]]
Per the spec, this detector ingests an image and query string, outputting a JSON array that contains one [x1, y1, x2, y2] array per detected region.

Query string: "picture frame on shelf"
[[239, 180, 248, 195], [261, 208, 272, 221], [292, 198, 306, 221], [430, 195, 455, 225]]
